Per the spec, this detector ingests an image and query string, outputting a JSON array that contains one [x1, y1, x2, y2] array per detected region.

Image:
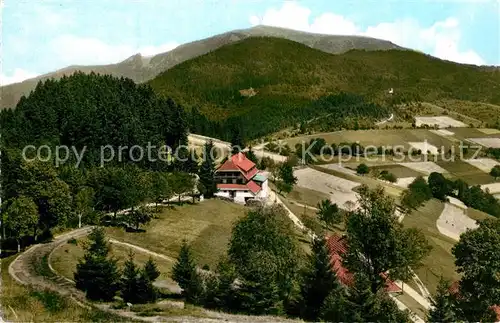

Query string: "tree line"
[[170, 186, 432, 322], [401, 173, 500, 217], [188, 93, 391, 143], [0, 73, 222, 253]]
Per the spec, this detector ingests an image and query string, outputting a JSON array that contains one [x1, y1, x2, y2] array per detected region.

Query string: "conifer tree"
[[300, 237, 342, 321], [143, 257, 161, 281], [428, 279, 459, 322], [74, 227, 120, 301], [198, 140, 217, 198], [172, 240, 203, 303], [121, 252, 140, 303], [245, 148, 259, 165]]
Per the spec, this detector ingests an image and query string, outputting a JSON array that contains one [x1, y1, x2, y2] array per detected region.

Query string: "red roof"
[[217, 181, 261, 194], [216, 152, 258, 180], [326, 234, 401, 293], [217, 160, 240, 171], [231, 152, 255, 172], [246, 180, 261, 194]]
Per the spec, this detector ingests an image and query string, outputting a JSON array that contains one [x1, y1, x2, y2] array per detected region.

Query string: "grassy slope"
[[1, 256, 128, 322], [51, 240, 175, 282], [402, 199, 460, 295], [104, 199, 248, 269], [149, 37, 500, 121]]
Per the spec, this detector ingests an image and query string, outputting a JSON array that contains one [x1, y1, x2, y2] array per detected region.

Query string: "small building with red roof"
[[214, 152, 269, 204], [326, 234, 402, 293]]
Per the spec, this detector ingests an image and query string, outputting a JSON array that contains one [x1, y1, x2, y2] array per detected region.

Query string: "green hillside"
[[148, 37, 500, 139]]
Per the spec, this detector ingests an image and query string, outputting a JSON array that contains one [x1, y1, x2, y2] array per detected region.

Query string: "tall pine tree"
[[198, 140, 217, 198], [300, 237, 342, 321], [74, 227, 120, 301]]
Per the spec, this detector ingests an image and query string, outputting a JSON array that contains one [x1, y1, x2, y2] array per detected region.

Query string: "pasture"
[[104, 199, 249, 270]]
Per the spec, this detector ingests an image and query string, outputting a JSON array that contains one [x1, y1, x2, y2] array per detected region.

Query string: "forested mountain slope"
[[0, 25, 402, 110], [147, 37, 500, 139]]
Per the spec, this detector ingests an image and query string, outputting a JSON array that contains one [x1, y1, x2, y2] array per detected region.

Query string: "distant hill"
[[146, 36, 500, 139], [0, 25, 403, 109], [148, 36, 500, 119]]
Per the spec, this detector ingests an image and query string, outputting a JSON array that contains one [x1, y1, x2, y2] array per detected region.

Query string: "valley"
[[1, 19, 500, 323]]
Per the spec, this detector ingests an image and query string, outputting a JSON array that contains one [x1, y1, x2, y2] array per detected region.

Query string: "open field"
[[287, 185, 331, 208], [294, 167, 360, 210], [464, 158, 500, 173], [284, 129, 457, 152], [51, 239, 175, 283], [415, 116, 467, 128], [481, 183, 500, 195], [437, 160, 496, 185], [436, 199, 477, 241], [467, 137, 500, 148], [398, 162, 448, 175], [408, 142, 439, 154], [105, 199, 248, 269], [402, 199, 460, 294], [478, 128, 500, 135], [434, 99, 500, 126], [369, 164, 424, 178], [311, 165, 404, 198], [419, 102, 484, 127], [430, 129, 455, 137]]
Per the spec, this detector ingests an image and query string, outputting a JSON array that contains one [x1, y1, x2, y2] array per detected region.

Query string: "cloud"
[[249, 2, 485, 65], [1, 68, 39, 86], [48, 35, 179, 67]]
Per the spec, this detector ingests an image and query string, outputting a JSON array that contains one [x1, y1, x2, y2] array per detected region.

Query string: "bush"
[[356, 163, 370, 175]]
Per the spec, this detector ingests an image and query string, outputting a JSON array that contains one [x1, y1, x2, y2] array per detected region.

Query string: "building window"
[[222, 179, 227, 184]]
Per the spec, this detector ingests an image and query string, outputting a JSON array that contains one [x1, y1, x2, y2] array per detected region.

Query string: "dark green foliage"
[[490, 165, 500, 179], [1, 72, 188, 168], [125, 206, 153, 230], [121, 252, 140, 303], [198, 141, 217, 198], [345, 185, 431, 292], [428, 279, 459, 322], [300, 237, 342, 321], [150, 37, 500, 141], [235, 251, 283, 315], [379, 170, 397, 183], [245, 148, 259, 165], [316, 199, 341, 226], [228, 205, 302, 313], [356, 163, 370, 175], [74, 227, 120, 301], [143, 257, 161, 281], [487, 148, 500, 160], [452, 219, 500, 321], [172, 240, 203, 304], [401, 176, 433, 213], [452, 180, 500, 217], [428, 172, 453, 201], [149, 172, 172, 209], [121, 252, 159, 304], [343, 274, 412, 322], [276, 163, 297, 194]]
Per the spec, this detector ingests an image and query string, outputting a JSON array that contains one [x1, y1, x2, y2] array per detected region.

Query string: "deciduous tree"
[[5, 196, 38, 252]]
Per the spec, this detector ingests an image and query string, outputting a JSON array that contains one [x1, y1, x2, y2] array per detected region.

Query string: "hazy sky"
[[2, 0, 499, 85]]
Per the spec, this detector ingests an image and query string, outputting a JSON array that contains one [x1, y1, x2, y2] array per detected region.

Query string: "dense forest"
[[0, 72, 187, 167], [149, 37, 500, 129], [188, 92, 390, 141], [0, 73, 200, 248]]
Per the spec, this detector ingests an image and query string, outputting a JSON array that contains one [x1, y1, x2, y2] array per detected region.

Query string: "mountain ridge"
[[0, 25, 406, 109]]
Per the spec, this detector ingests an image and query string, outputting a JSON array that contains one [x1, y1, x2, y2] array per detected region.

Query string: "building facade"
[[214, 152, 269, 204]]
